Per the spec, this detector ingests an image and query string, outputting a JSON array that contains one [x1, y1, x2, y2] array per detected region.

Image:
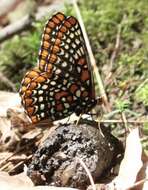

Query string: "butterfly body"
[[20, 12, 96, 123]]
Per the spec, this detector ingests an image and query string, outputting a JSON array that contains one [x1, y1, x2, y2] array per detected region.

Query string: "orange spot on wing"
[[64, 21, 71, 28], [31, 116, 38, 123], [43, 41, 50, 49], [56, 13, 65, 21], [27, 107, 35, 116], [68, 17, 77, 25], [41, 50, 48, 58], [25, 98, 33, 106], [49, 54, 57, 63], [67, 96, 73, 102], [46, 64, 53, 73], [78, 58, 85, 65], [35, 76, 46, 83], [48, 21, 55, 28], [52, 45, 60, 53], [23, 77, 31, 85], [25, 90, 32, 97], [57, 32, 63, 39], [21, 86, 27, 93], [29, 82, 37, 90], [45, 27, 51, 34], [56, 103, 64, 111], [27, 70, 39, 78], [70, 84, 78, 93], [44, 34, 50, 40], [39, 59, 46, 67], [55, 38, 61, 45], [55, 91, 68, 100], [52, 17, 60, 24], [81, 70, 89, 82], [60, 26, 67, 33]]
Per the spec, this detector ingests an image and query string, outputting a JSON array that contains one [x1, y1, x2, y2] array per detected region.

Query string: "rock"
[[27, 120, 123, 189]]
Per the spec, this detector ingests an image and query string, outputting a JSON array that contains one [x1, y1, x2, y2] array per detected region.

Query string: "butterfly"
[[19, 12, 97, 124]]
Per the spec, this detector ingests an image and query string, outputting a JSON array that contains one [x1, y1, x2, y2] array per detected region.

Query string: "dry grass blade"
[[76, 157, 96, 190], [128, 178, 148, 189], [0, 14, 34, 43], [95, 119, 148, 124], [107, 127, 143, 190], [0, 72, 16, 92]]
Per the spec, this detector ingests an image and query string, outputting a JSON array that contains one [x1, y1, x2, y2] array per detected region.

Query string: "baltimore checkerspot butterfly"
[[19, 12, 97, 124]]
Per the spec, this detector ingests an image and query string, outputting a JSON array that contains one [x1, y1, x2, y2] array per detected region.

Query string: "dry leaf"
[[107, 127, 143, 190], [142, 164, 148, 190], [0, 171, 78, 190]]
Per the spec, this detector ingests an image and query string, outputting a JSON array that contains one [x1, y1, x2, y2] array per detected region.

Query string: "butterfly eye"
[[19, 12, 96, 124]]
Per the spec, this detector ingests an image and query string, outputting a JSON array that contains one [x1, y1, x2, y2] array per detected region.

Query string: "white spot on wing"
[[62, 60, 67, 68], [65, 53, 69, 58], [71, 28, 75, 32], [40, 104, 45, 110], [72, 43, 76, 48], [55, 69, 61, 75], [50, 81, 56, 86], [64, 103, 70, 108], [49, 91, 54, 96], [51, 108, 55, 113], [76, 90, 81, 97], [77, 66, 81, 73], [80, 47, 84, 55], [77, 49, 81, 56], [74, 54, 78, 60], [75, 39, 80, 44], [38, 90, 43, 95], [70, 49, 74, 54], [39, 96, 43, 102], [42, 85, 48, 90], [41, 112, 45, 117], [65, 44, 69, 49], [67, 38, 71, 43]]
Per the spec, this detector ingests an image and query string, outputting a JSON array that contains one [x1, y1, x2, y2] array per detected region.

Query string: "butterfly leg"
[[75, 113, 82, 126]]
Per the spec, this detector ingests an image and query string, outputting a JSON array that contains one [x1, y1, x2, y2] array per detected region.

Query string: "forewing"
[[39, 15, 95, 99]]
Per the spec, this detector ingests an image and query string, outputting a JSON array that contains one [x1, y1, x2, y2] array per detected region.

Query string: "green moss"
[[115, 99, 131, 112], [0, 19, 46, 90]]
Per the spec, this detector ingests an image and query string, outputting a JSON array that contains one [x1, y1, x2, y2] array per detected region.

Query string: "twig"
[[135, 78, 148, 92], [0, 71, 16, 92], [0, 141, 34, 169], [72, 0, 111, 113], [0, 2, 65, 43], [109, 23, 122, 70], [0, 161, 12, 171], [120, 112, 128, 146], [8, 155, 32, 174], [76, 157, 96, 190], [121, 112, 128, 129], [126, 178, 148, 189], [0, 14, 34, 43], [95, 119, 148, 124], [105, 15, 125, 87]]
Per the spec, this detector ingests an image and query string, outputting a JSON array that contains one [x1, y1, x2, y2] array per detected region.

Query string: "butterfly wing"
[[20, 13, 96, 123]]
